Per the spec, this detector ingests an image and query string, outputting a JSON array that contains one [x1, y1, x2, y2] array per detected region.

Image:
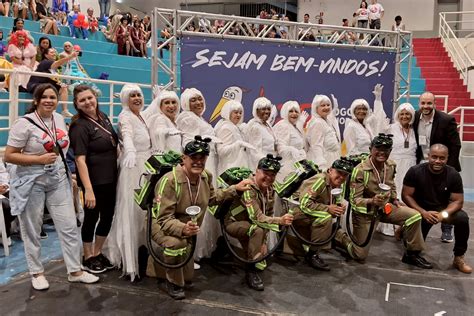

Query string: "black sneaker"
[[166, 280, 185, 300], [441, 223, 454, 243], [40, 230, 48, 239], [96, 253, 114, 270], [306, 252, 331, 271], [245, 270, 264, 291], [83, 257, 107, 274]]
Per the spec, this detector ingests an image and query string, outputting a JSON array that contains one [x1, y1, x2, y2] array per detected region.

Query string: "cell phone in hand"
[[78, 51, 83, 57]]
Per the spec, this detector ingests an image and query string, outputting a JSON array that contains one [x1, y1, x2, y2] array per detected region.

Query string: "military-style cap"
[[184, 135, 211, 156], [331, 157, 354, 174], [371, 133, 393, 148], [257, 154, 282, 173]]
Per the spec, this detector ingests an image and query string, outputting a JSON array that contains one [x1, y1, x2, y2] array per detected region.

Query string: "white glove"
[[297, 111, 309, 131], [237, 140, 256, 151], [372, 84, 384, 100], [330, 94, 339, 113], [122, 151, 136, 169], [152, 84, 161, 99]]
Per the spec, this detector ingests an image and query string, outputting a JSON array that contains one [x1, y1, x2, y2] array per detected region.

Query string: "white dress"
[[306, 116, 341, 170], [176, 111, 219, 260], [215, 120, 250, 175], [273, 119, 306, 182], [343, 119, 374, 156], [148, 113, 182, 154], [245, 118, 278, 171], [105, 104, 157, 281]]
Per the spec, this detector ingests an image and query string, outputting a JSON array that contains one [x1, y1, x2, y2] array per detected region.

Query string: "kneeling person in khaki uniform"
[[224, 155, 293, 291], [335, 134, 432, 269], [292, 158, 354, 271], [147, 136, 252, 300]]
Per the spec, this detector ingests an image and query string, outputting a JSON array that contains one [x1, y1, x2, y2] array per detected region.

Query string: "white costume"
[[388, 103, 417, 198], [176, 88, 219, 260], [306, 95, 341, 170], [273, 101, 306, 182], [245, 97, 278, 170], [344, 85, 387, 156], [105, 84, 158, 281], [148, 90, 182, 154], [214, 100, 252, 175]]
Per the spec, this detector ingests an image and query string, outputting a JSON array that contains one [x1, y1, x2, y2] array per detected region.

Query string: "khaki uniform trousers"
[[336, 206, 425, 261], [292, 211, 333, 252], [225, 221, 266, 261]]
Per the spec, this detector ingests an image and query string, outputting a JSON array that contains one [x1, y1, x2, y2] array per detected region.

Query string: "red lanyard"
[[34, 111, 57, 143]]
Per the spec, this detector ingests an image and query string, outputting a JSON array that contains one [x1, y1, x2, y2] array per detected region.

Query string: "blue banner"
[[180, 35, 396, 128]]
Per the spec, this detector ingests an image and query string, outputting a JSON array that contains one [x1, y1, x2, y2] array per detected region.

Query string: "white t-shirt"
[[8, 112, 70, 163], [357, 8, 369, 21], [368, 3, 384, 20]]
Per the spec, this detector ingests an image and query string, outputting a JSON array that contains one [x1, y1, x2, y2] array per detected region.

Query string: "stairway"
[[412, 37, 474, 141]]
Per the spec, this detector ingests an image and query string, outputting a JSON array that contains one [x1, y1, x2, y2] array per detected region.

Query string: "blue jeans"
[[70, 25, 89, 39], [98, 0, 111, 20], [18, 173, 81, 275]]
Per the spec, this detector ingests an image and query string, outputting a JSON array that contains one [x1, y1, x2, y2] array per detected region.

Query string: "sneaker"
[[441, 224, 454, 243], [96, 253, 114, 270], [31, 275, 50, 290], [453, 255, 473, 274], [68, 271, 99, 284], [194, 262, 200, 270], [0, 237, 12, 247], [306, 252, 331, 271], [40, 230, 48, 239], [61, 109, 74, 118], [83, 257, 107, 274]]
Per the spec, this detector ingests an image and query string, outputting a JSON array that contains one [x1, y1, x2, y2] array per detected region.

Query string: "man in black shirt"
[[402, 144, 471, 273]]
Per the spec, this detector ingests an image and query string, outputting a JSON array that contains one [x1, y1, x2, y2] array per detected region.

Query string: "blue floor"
[[0, 224, 62, 285]]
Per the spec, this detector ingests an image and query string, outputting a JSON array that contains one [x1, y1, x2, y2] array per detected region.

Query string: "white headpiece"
[[280, 101, 300, 121], [180, 88, 206, 114], [120, 84, 144, 110]]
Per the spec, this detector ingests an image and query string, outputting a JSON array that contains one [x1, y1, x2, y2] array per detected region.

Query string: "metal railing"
[[449, 106, 474, 141], [151, 7, 413, 110], [409, 94, 449, 113], [439, 11, 474, 85], [0, 68, 153, 134]]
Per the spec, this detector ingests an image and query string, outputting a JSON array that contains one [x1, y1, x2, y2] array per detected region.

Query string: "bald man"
[[402, 144, 471, 274]]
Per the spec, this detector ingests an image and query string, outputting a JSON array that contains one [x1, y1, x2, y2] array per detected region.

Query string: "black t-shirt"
[[27, 60, 60, 92], [69, 112, 119, 187], [403, 163, 463, 211]]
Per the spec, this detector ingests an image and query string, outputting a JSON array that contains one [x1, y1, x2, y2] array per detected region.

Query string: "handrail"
[[439, 12, 474, 85], [449, 106, 474, 142], [410, 94, 449, 113], [0, 68, 153, 136]]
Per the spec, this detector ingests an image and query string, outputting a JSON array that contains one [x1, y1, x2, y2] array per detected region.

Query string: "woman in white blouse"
[[306, 95, 341, 170], [245, 97, 278, 170], [148, 90, 182, 154], [215, 100, 253, 175], [176, 87, 219, 262], [273, 101, 307, 182]]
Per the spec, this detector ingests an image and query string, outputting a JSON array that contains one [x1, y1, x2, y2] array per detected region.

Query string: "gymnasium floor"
[[1, 203, 473, 315]]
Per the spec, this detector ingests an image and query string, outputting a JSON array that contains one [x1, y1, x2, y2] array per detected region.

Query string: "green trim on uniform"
[[255, 260, 267, 271], [144, 161, 157, 174], [302, 244, 310, 253], [231, 205, 245, 217], [350, 168, 369, 214], [152, 177, 169, 218], [404, 212, 422, 227], [217, 176, 229, 189], [208, 205, 218, 215], [274, 172, 298, 194], [243, 190, 280, 233], [172, 167, 181, 199], [347, 243, 355, 259], [164, 247, 187, 257], [313, 215, 332, 225], [300, 177, 330, 218]]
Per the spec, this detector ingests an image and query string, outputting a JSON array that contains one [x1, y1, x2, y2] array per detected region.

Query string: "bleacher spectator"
[[116, 16, 130, 55], [51, 0, 68, 15], [0, 0, 11, 17], [303, 13, 310, 23], [36, 0, 59, 35], [35, 36, 52, 62], [28, 0, 37, 20], [341, 18, 357, 43], [68, 5, 89, 39], [142, 15, 151, 40], [129, 19, 146, 58], [0, 158, 13, 248], [356, 1, 369, 28], [392, 15, 405, 32], [0, 30, 6, 56], [27, 47, 76, 117], [98, 0, 111, 22], [7, 30, 36, 91], [86, 8, 99, 33], [12, 0, 28, 19], [9, 17, 34, 42]]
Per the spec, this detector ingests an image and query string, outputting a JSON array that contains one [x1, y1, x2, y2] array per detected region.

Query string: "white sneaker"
[[31, 275, 50, 290], [68, 271, 99, 284], [194, 262, 201, 270], [0, 237, 12, 246]]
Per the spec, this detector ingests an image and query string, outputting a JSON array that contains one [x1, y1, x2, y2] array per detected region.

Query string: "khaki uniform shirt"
[[225, 177, 280, 233], [293, 172, 334, 224], [152, 165, 237, 238], [350, 157, 397, 215]]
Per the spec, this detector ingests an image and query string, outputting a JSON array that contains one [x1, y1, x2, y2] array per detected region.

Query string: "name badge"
[[419, 135, 427, 146]]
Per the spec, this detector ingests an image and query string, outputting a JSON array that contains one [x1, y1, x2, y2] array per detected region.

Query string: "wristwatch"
[[441, 210, 449, 219]]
